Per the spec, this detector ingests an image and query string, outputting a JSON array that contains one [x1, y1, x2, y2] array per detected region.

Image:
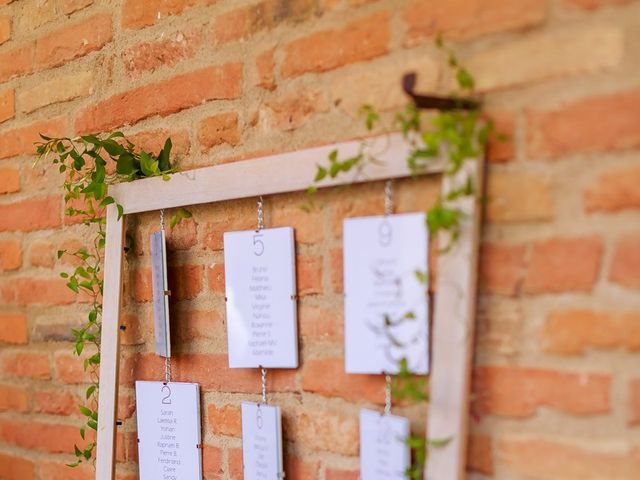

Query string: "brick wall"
[[0, 0, 639, 479]]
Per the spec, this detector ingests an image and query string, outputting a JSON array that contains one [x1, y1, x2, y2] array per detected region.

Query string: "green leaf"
[[116, 203, 124, 220], [169, 207, 192, 228], [116, 153, 135, 175], [429, 437, 452, 448], [79, 405, 93, 417], [86, 385, 97, 399], [314, 166, 327, 182], [157, 138, 172, 172], [456, 68, 475, 91], [139, 150, 158, 177]]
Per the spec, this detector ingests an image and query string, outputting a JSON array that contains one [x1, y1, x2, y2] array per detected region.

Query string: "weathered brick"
[[298, 304, 342, 341], [0, 384, 29, 412], [498, 436, 640, 478], [126, 129, 191, 158], [270, 197, 324, 244], [467, 434, 493, 475], [0, 239, 21, 271], [543, 309, 640, 354], [16, 0, 56, 31], [524, 235, 602, 293], [34, 13, 112, 70], [285, 455, 320, 480], [121, 0, 207, 29], [0, 43, 33, 83], [629, 379, 640, 425], [609, 231, 640, 289], [207, 403, 241, 437], [255, 47, 276, 90], [19, 70, 93, 113], [485, 172, 554, 223], [165, 217, 198, 251], [487, 112, 516, 162], [55, 352, 94, 384], [37, 461, 93, 480], [59, 0, 94, 15], [0, 167, 20, 194], [0, 196, 60, 231], [0, 117, 66, 160], [202, 445, 224, 479], [329, 248, 343, 293], [2, 352, 50, 379], [172, 308, 225, 343], [34, 390, 81, 416], [228, 447, 243, 480], [325, 469, 358, 480], [0, 276, 78, 305], [476, 298, 524, 356], [206, 263, 225, 294], [260, 89, 329, 131], [479, 242, 527, 296], [528, 89, 640, 159], [302, 357, 384, 403], [0, 15, 10, 45], [282, 11, 390, 77], [0, 312, 28, 344], [0, 453, 35, 480], [0, 418, 86, 453], [563, 0, 634, 9], [474, 365, 610, 417], [286, 407, 358, 455], [0, 88, 14, 123], [402, 0, 546, 45], [467, 26, 622, 92], [584, 164, 640, 213], [75, 63, 242, 133], [132, 267, 152, 303], [122, 27, 202, 77], [197, 112, 240, 152], [167, 264, 204, 300], [27, 238, 55, 268], [296, 255, 323, 295]]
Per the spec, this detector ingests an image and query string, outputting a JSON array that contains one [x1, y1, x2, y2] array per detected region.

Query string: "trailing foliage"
[[309, 37, 493, 478], [35, 133, 183, 466]]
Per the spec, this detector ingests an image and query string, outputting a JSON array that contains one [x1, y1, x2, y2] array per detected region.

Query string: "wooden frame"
[[96, 132, 484, 479]]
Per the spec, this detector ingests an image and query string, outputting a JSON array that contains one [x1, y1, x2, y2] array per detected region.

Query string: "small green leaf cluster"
[[35, 132, 184, 467]]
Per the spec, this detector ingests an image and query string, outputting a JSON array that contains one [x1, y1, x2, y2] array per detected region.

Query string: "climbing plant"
[[310, 36, 494, 479], [35, 133, 189, 466]]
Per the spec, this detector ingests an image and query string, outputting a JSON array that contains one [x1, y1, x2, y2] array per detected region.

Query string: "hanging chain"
[[384, 180, 394, 216], [384, 374, 392, 415], [160, 208, 165, 231], [257, 196, 264, 231], [261, 367, 267, 404]]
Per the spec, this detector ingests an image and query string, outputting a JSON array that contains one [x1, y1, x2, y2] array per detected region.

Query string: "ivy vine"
[[310, 36, 494, 479], [35, 133, 186, 466]]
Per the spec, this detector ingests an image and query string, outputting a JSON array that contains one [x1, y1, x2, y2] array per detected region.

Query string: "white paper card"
[[136, 381, 202, 480], [241, 402, 283, 480], [344, 213, 429, 374], [150, 230, 170, 358], [360, 408, 410, 480], [224, 227, 298, 368]]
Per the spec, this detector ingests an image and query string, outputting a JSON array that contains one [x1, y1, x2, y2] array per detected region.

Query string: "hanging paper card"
[[360, 408, 410, 480], [136, 381, 202, 480], [241, 402, 284, 480], [344, 213, 429, 374], [224, 227, 298, 368], [151, 230, 170, 357]]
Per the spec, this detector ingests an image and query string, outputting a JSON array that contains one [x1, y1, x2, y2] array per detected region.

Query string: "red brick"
[[167, 264, 204, 300], [629, 379, 640, 425], [197, 112, 240, 151], [485, 172, 554, 223], [75, 63, 242, 133], [474, 365, 611, 417], [122, 352, 296, 393], [402, 0, 546, 45], [37, 461, 93, 480], [0, 312, 28, 344], [165, 217, 198, 251], [59, 0, 94, 15], [585, 164, 640, 212], [0, 118, 66, 160], [207, 403, 241, 437], [329, 248, 343, 293], [0, 196, 60, 231], [610, 232, 640, 289], [479, 242, 527, 296], [564, 0, 634, 9], [0, 453, 35, 480], [296, 255, 323, 296], [0, 43, 34, 83], [121, 0, 207, 29], [261, 89, 329, 131], [0, 15, 10, 45], [126, 129, 191, 158], [172, 308, 225, 343], [0, 88, 14, 123], [255, 47, 276, 90], [302, 357, 384, 404], [0, 384, 29, 412], [287, 407, 358, 455], [0, 239, 21, 271], [229, 447, 243, 480], [2, 352, 50, 380], [55, 352, 94, 384], [271, 200, 324, 244], [0, 418, 86, 453], [543, 309, 640, 354], [34, 13, 112, 70], [325, 469, 359, 480], [524, 235, 602, 294], [202, 445, 223, 478], [285, 455, 320, 480], [498, 437, 640, 478], [132, 267, 152, 302], [298, 304, 342, 341], [122, 27, 202, 77], [1, 277, 78, 306], [27, 239, 55, 268], [467, 434, 493, 475], [206, 263, 225, 294], [487, 112, 516, 162], [202, 213, 255, 251], [34, 390, 81, 416], [282, 11, 390, 77], [528, 89, 640, 158]]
